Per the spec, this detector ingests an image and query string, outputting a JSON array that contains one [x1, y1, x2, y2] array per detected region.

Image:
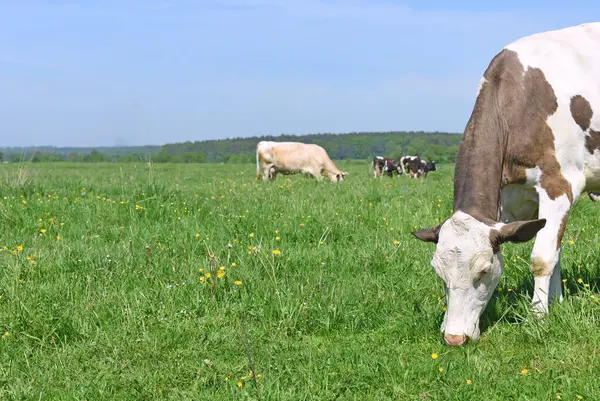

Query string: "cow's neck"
[[452, 116, 506, 223]]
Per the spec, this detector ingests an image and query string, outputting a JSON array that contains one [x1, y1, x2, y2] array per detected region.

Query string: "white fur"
[[433, 212, 503, 342]]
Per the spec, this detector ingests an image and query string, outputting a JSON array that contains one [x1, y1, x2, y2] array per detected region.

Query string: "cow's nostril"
[[444, 333, 467, 346]]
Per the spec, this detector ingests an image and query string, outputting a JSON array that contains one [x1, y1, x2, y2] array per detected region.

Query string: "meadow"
[[0, 161, 599, 400]]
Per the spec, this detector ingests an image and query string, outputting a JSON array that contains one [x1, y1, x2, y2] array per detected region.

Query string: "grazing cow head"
[[412, 211, 546, 346], [334, 171, 348, 182], [426, 161, 437, 172]]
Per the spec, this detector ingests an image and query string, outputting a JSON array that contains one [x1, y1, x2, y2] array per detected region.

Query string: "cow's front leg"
[[529, 189, 572, 315], [262, 164, 273, 181]]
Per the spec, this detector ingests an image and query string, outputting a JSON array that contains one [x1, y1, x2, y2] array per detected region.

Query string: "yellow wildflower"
[[234, 280, 242, 286], [520, 368, 528, 375], [273, 249, 281, 255], [578, 278, 583, 284], [466, 379, 472, 385], [393, 239, 400, 245], [249, 233, 254, 238], [431, 353, 438, 359]]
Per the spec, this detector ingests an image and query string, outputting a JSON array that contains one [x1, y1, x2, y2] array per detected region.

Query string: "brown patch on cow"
[[453, 48, 573, 222], [570, 94, 600, 156], [570, 95, 592, 131], [556, 213, 569, 250], [531, 256, 553, 277], [586, 131, 600, 154]]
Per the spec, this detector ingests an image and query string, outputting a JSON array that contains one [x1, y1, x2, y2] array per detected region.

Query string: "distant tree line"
[[0, 130, 463, 164]]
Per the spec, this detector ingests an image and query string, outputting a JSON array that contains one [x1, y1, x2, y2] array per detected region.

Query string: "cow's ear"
[[412, 224, 442, 244], [492, 219, 546, 245]]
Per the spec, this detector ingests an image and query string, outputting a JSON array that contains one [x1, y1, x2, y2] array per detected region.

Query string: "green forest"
[[0, 130, 463, 164]]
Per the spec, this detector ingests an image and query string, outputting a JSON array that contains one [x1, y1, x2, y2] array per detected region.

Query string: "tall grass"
[[0, 162, 598, 400]]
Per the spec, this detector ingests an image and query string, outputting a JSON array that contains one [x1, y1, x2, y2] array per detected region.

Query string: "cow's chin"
[[440, 279, 499, 346]]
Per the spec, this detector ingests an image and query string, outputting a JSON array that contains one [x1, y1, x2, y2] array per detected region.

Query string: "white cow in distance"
[[256, 141, 347, 183]]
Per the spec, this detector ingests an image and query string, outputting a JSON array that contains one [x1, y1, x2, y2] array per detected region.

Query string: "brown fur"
[[453, 49, 573, 224], [570, 94, 600, 155]]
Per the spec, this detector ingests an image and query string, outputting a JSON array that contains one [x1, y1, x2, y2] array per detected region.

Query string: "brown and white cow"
[[405, 157, 437, 179], [372, 156, 402, 178], [256, 141, 347, 182], [412, 22, 600, 346], [400, 155, 418, 174]]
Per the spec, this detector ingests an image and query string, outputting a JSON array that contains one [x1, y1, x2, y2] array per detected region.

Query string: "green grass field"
[[0, 161, 599, 400]]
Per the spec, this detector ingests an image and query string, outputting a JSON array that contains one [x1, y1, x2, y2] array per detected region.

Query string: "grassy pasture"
[[0, 161, 599, 400]]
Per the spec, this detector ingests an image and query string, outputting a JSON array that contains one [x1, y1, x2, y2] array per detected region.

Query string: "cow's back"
[[475, 22, 600, 191], [258, 141, 327, 168]]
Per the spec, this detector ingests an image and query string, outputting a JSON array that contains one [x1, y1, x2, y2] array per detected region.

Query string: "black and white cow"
[[412, 22, 600, 346], [400, 155, 436, 179], [372, 156, 402, 178], [399, 155, 418, 174], [407, 158, 437, 179]]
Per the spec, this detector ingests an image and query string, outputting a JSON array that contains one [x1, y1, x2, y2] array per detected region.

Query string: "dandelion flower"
[[2, 332, 9, 339], [234, 280, 242, 286], [431, 353, 438, 359], [40, 229, 47, 234], [237, 381, 243, 388], [273, 249, 281, 255], [195, 233, 201, 238], [393, 239, 400, 245], [578, 278, 583, 284], [520, 368, 528, 375], [299, 223, 305, 227], [439, 367, 444, 372], [275, 236, 280, 241], [249, 233, 254, 238], [466, 379, 472, 385], [16, 245, 23, 252], [231, 263, 236, 267], [217, 271, 225, 279]]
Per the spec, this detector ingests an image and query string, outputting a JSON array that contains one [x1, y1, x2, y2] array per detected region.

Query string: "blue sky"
[[0, 0, 597, 147]]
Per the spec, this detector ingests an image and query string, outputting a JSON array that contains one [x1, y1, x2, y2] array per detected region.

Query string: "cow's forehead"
[[438, 212, 492, 250]]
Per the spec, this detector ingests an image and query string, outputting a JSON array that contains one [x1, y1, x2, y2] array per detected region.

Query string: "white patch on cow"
[[432, 211, 502, 343], [477, 77, 487, 96], [500, 184, 538, 222], [376, 156, 383, 160]]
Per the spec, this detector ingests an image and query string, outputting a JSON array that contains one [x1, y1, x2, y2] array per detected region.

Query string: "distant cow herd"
[[255, 140, 436, 182]]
